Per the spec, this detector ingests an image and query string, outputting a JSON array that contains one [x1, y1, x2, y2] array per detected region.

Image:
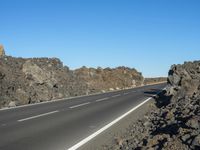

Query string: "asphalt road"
[[0, 83, 166, 150]]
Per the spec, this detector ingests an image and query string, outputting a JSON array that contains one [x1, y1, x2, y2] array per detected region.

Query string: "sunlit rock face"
[[0, 52, 144, 108], [0, 45, 5, 57], [108, 61, 200, 150]]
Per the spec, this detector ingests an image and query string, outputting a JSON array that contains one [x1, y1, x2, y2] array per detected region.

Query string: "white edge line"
[[0, 82, 167, 111], [67, 96, 155, 150], [95, 97, 109, 102], [18, 110, 59, 122], [69, 102, 90, 109]]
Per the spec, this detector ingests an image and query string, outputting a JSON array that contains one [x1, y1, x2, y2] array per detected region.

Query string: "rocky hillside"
[[109, 61, 200, 149], [0, 46, 144, 108]]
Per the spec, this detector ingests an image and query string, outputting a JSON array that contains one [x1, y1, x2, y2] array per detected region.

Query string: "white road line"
[[18, 110, 59, 122], [95, 97, 109, 102], [69, 102, 90, 109], [67, 96, 153, 150], [0, 82, 166, 111], [124, 92, 129, 95], [112, 94, 121, 98]]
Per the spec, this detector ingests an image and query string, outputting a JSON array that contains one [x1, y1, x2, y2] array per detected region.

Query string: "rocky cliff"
[[0, 47, 144, 108], [109, 61, 200, 149]]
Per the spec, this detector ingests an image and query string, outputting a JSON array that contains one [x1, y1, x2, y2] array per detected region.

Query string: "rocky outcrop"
[[141, 61, 200, 149], [108, 61, 200, 150], [73, 66, 143, 94], [0, 56, 72, 107], [0, 48, 144, 108]]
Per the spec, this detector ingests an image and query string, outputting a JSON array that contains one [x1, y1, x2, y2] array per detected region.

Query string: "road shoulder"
[[81, 97, 156, 150]]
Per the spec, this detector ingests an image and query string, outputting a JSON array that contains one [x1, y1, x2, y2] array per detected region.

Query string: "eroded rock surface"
[[0, 49, 144, 108], [108, 61, 200, 150]]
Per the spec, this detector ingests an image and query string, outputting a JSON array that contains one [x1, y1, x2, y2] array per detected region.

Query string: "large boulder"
[[22, 60, 52, 85]]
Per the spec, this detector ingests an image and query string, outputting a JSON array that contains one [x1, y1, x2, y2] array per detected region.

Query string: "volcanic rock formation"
[[0, 47, 144, 108], [109, 61, 200, 150]]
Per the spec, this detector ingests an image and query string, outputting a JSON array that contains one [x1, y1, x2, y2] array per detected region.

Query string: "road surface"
[[0, 83, 166, 150]]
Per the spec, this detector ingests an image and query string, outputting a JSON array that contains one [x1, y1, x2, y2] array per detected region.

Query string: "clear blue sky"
[[1, 0, 200, 77]]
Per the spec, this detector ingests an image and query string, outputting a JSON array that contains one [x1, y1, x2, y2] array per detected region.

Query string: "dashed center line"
[[95, 97, 109, 102], [67, 96, 154, 150], [18, 110, 59, 122], [1, 123, 6, 126], [112, 94, 121, 98], [69, 102, 90, 109]]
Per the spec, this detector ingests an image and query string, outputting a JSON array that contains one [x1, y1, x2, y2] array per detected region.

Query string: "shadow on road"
[[143, 88, 162, 95], [143, 89, 172, 108]]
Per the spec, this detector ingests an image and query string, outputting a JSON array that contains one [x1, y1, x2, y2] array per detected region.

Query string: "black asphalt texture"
[[0, 83, 166, 150]]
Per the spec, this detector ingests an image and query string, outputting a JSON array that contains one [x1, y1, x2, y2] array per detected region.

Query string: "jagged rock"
[[15, 88, 30, 105], [144, 121, 151, 128], [186, 117, 200, 129], [192, 135, 200, 148], [22, 60, 52, 85], [141, 61, 200, 149], [181, 134, 191, 142], [73, 66, 144, 94], [0, 55, 144, 108], [107, 60, 200, 150], [8, 101, 16, 107], [0, 72, 5, 79]]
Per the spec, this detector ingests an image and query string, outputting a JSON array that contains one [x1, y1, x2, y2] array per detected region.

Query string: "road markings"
[[111, 94, 121, 98], [124, 92, 129, 95], [1, 123, 6, 126], [67, 96, 153, 150], [18, 110, 59, 122], [95, 97, 109, 102], [0, 82, 166, 112], [69, 102, 90, 109]]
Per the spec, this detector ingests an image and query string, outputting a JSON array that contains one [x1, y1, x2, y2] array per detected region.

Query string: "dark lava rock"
[[0, 47, 144, 108], [108, 61, 200, 150]]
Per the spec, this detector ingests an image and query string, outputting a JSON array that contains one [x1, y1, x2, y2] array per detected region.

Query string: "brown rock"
[[0, 55, 144, 108], [0, 45, 5, 57]]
